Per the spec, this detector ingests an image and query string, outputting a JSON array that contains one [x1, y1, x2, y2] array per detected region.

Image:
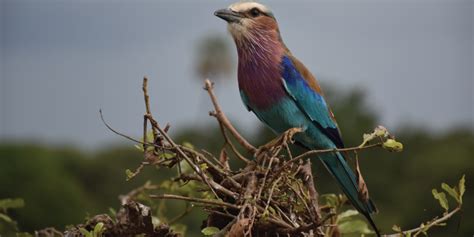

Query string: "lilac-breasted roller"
[[215, 2, 380, 235]]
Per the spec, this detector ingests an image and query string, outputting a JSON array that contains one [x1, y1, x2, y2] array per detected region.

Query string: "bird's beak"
[[214, 9, 242, 23]]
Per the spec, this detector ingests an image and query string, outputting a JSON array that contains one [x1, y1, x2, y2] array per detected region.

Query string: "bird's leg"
[[254, 127, 303, 158]]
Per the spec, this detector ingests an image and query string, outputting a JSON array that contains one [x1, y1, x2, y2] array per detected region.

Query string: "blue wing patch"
[[280, 56, 344, 148]]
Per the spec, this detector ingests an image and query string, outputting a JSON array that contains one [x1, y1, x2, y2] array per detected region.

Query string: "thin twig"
[[263, 176, 282, 215], [120, 181, 158, 205], [150, 194, 240, 210], [201, 148, 226, 169], [100, 109, 146, 144], [143, 115, 149, 152], [273, 204, 295, 227], [211, 113, 252, 164], [180, 146, 242, 190], [204, 80, 256, 154], [142, 77, 159, 141], [257, 157, 275, 199], [382, 206, 462, 237], [283, 142, 383, 168], [205, 209, 237, 219], [168, 204, 193, 224], [141, 81, 221, 200]]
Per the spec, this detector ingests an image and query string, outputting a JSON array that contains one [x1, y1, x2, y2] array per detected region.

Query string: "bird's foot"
[[254, 127, 303, 158]]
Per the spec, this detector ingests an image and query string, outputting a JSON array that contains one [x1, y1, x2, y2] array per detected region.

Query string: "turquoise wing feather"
[[279, 54, 378, 224], [280, 55, 344, 148]]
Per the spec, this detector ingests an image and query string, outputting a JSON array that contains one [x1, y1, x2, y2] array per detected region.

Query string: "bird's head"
[[214, 2, 281, 46]]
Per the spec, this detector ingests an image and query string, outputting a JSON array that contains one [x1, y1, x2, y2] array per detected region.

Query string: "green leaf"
[[419, 223, 429, 236], [441, 183, 459, 203], [199, 163, 209, 171], [338, 194, 348, 205], [143, 131, 154, 143], [134, 144, 144, 152], [459, 175, 465, 203], [362, 133, 372, 142], [321, 194, 338, 207], [374, 125, 388, 137], [0, 213, 13, 223], [93, 222, 104, 237], [268, 206, 276, 215], [201, 226, 220, 235], [179, 160, 192, 174], [337, 209, 359, 222], [360, 126, 388, 147], [0, 198, 25, 210], [108, 208, 116, 218], [382, 139, 404, 152], [432, 189, 449, 211], [125, 169, 134, 181], [392, 225, 402, 232], [159, 152, 176, 159], [338, 219, 373, 234], [261, 209, 270, 220], [79, 228, 92, 237], [182, 142, 194, 149]]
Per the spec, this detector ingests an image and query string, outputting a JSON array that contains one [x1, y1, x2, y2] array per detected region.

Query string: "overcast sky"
[[1, 0, 473, 148]]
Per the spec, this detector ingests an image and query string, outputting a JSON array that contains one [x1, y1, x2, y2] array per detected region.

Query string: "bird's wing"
[[280, 55, 344, 148]]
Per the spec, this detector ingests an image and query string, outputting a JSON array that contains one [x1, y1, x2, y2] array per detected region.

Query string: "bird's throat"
[[235, 33, 287, 110]]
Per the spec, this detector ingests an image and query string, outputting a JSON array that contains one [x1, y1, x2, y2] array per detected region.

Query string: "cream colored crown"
[[229, 1, 270, 13]]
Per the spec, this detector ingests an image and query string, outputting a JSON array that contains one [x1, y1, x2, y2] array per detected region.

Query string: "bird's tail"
[[320, 152, 380, 237]]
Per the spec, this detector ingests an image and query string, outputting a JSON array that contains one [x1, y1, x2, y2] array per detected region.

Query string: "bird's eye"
[[250, 8, 261, 17]]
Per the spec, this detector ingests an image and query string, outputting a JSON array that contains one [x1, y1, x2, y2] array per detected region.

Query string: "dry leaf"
[[227, 218, 250, 237], [355, 156, 370, 203], [219, 148, 230, 170]]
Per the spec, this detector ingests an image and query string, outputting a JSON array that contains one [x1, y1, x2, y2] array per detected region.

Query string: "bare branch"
[[204, 79, 256, 154], [100, 109, 146, 145], [383, 206, 462, 237], [286, 142, 382, 165]]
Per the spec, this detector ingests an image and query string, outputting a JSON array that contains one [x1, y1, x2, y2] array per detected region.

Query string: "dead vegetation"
[[32, 78, 462, 237]]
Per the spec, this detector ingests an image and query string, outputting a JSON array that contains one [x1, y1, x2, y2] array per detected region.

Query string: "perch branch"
[[286, 142, 382, 165]]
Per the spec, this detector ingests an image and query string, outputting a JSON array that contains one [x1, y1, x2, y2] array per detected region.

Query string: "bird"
[[214, 2, 380, 236]]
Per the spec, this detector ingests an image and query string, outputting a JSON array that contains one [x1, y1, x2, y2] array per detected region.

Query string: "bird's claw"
[[254, 127, 303, 158]]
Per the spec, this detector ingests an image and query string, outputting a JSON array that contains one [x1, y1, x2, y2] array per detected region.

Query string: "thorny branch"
[[98, 78, 462, 237]]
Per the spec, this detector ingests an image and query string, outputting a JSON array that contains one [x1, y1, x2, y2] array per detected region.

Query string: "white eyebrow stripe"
[[228, 2, 270, 13]]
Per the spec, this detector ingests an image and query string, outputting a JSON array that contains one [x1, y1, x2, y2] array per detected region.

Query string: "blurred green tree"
[[194, 34, 234, 81]]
